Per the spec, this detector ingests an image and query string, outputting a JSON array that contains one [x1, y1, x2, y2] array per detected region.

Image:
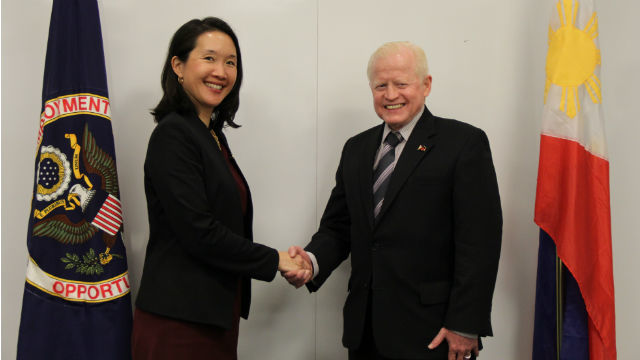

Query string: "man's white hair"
[[367, 41, 429, 82]]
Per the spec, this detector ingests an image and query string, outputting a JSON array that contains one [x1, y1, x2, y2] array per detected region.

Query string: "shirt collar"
[[381, 106, 424, 143]]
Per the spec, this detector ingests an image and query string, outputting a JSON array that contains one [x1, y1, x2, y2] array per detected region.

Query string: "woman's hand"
[[280, 247, 314, 288], [278, 251, 312, 277]]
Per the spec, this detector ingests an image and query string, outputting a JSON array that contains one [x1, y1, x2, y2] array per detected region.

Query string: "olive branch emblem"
[[60, 248, 123, 276]]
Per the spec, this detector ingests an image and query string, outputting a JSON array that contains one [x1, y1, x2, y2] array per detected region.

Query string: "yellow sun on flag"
[[544, 0, 601, 118]]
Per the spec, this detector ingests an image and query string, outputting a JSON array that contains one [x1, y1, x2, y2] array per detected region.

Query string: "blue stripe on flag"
[[533, 230, 558, 360], [560, 261, 589, 360], [533, 230, 589, 360]]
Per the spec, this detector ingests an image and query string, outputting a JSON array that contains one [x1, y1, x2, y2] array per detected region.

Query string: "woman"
[[132, 17, 307, 359]]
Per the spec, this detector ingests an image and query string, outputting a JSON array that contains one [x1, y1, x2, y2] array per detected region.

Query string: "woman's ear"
[[171, 56, 183, 79]]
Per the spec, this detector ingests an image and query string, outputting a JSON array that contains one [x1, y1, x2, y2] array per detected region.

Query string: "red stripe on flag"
[[94, 212, 120, 231], [92, 216, 118, 235], [102, 195, 123, 223], [534, 134, 616, 360], [104, 195, 121, 209], [92, 221, 118, 235], [99, 206, 122, 225]]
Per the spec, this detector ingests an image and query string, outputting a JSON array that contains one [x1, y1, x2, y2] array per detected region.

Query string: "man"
[[286, 41, 502, 360]]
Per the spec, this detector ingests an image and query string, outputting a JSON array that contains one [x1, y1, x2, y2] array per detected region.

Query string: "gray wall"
[[2, 0, 638, 359]]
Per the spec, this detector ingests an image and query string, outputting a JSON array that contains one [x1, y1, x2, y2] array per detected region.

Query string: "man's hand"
[[428, 327, 479, 360], [281, 246, 313, 288], [277, 250, 311, 276]]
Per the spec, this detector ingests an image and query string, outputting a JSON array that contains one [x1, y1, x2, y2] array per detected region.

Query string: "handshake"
[[277, 246, 313, 288]]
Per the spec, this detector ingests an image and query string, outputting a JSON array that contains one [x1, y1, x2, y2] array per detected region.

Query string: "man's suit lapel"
[[359, 125, 384, 230], [375, 107, 437, 226]]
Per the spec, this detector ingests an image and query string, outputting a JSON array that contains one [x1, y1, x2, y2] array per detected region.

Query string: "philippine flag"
[[533, 1, 616, 360]]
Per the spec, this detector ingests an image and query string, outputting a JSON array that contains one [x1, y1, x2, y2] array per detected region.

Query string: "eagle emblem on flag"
[[32, 122, 123, 275]]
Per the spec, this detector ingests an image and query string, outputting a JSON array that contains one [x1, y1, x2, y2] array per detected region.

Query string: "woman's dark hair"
[[152, 17, 243, 131]]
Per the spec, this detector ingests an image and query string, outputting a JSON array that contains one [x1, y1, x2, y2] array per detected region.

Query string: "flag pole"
[[555, 253, 563, 360]]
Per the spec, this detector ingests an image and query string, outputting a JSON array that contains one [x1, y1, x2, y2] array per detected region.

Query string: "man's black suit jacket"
[[306, 107, 502, 359], [136, 112, 279, 329]]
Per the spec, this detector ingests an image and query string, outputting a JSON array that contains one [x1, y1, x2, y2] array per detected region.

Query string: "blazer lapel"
[[375, 107, 437, 225], [213, 128, 254, 222], [359, 125, 384, 229]]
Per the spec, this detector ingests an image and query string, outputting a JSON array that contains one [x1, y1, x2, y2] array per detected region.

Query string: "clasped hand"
[[277, 246, 313, 288]]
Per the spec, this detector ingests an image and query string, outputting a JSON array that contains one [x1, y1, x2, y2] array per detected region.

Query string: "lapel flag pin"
[[417, 145, 427, 152]]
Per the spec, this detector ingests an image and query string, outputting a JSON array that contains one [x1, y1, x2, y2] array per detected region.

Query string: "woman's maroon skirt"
[[131, 295, 241, 360]]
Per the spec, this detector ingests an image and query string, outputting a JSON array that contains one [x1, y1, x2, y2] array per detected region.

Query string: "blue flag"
[[17, 0, 132, 358]]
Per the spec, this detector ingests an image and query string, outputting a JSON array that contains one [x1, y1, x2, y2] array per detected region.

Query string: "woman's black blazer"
[[136, 112, 279, 329]]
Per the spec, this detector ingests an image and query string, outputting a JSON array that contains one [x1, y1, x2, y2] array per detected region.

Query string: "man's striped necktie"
[[373, 131, 403, 219]]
